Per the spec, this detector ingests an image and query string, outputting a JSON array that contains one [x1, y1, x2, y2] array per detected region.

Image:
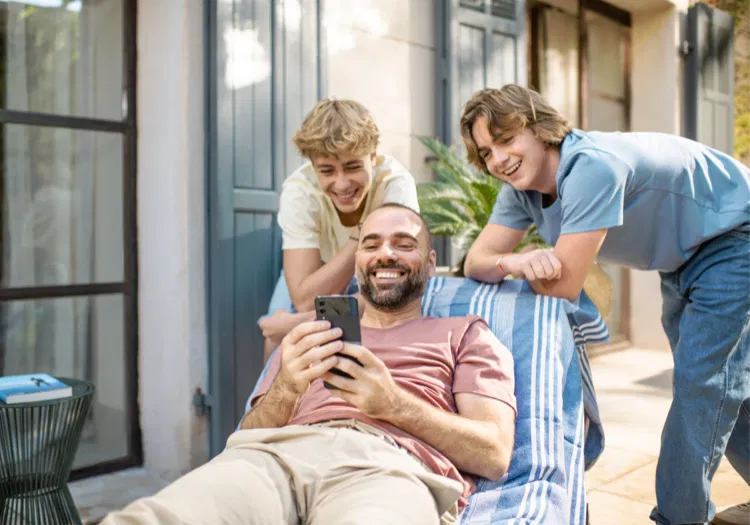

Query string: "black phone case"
[[315, 295, 361, 343], [314, 295, 362, 388]]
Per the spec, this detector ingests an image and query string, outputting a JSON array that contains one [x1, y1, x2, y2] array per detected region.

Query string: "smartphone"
[[314, 295, 363, 389]]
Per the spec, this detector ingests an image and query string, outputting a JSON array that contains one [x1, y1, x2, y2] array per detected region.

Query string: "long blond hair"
[[293, 98, 380, 159], [460, 85, 572, 172]]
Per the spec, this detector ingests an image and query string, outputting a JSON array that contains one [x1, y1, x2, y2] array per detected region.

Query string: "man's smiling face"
[[356, 206, 436, 312]]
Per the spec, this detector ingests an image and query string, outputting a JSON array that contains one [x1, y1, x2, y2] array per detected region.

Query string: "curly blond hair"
[[460, 85, 572, 172], [293, 98, 380, 159]]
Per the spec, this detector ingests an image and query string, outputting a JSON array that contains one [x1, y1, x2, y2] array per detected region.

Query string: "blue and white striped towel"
[[421, 277, 607, 525]]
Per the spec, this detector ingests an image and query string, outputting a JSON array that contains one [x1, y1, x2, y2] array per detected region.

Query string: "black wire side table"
[[0, 377, 95, 525]]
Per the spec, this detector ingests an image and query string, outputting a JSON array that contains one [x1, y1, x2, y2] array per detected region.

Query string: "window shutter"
[[434, 0, 526, 265], [684, 2, 734, 155], [437, 0, 526, 148]]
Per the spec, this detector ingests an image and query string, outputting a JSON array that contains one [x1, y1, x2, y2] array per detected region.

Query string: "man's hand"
[[277, 321, 344, 395], [320, 343, 402, 420], [321, 343, 516, 481], [496, 249, 562, 281]]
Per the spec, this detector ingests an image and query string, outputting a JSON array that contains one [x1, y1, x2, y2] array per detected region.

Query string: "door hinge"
[[679, 40, 692, 58], [192, 387, 212, 417]]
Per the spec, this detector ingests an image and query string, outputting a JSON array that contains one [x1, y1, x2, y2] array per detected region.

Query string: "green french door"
[[205, 0, 326, 456]]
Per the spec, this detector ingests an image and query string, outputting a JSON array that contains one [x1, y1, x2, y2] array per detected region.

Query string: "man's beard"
[[357, 261, 428, 312]]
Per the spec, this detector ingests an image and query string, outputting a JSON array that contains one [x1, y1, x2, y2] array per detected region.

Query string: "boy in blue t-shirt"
[[461, 84, 749, 525]]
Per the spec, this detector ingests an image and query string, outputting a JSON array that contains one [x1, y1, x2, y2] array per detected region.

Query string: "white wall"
[[324, 0, 436, 183], [137, 0, 209, 480], [631, 7, 683, 138]]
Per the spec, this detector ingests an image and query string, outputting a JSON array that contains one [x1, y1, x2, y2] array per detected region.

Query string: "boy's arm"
[[464, 223, 527, 282], [278, 178, 359, 312], [284, 237, 358, 312]]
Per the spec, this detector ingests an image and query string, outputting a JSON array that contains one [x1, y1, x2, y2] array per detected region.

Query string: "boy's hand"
[[497, 249, 562, 282], [259, 309, 315, 347]]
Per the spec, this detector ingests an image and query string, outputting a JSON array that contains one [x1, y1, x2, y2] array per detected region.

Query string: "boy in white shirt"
[[259, 98, 420, 361]]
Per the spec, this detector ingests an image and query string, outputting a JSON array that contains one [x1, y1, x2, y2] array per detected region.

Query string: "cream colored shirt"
[[278, 154, 420, 263]]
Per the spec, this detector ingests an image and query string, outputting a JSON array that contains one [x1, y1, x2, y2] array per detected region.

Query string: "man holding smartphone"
[[102, 204, 517, 525], [258, 98, 420, 362]]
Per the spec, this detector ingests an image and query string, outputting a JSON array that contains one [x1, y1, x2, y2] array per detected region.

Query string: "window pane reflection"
[[587, 12, 626, 99], [492, 0, 515, 19], [0, 294, 128, 468], [538, 8, 580, 127], [460, 0, 485, 12], [1, 124, 124, 287], [0, 0, 124, 120]]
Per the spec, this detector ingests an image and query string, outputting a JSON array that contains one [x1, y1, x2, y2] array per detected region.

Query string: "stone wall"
[[324, 0, 437, 183]]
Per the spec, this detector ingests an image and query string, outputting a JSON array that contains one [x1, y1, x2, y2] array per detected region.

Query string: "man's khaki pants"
[[101, 420, 464, 525]]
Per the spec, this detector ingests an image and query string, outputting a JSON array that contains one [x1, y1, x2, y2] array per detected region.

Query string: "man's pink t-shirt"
[[250, 314, 516, 509]]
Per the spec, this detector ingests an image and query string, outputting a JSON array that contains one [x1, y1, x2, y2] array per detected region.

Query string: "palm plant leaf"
[[416, 183, 472, 205], [421, 137, 481, 192], [451, 224, 483, 253], [420, 203, 472, 230], [417, 182, 486, 225], [469, 180, 500, 224], [420, 222, 462, 237]]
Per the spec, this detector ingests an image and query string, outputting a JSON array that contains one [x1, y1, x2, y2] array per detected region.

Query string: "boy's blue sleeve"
[[489, 184, 534, 231], [559, 151, 630, 235]]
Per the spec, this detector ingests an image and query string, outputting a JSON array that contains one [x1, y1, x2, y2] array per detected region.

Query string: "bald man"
[[102, 204, 517, 525]]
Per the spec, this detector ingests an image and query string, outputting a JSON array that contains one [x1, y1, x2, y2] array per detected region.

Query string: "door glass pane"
[[587, 11, 626, 99], [457, 23, 486, 133], [460, 0, 485, 12], [698, 12, 716, 91], [491, 0, 515, 20], [589, 96, 627, 132], [1, 124, 124, 287], [538, 8, 580, 127], [0, 294, 128, 468], [715, 22, 732, 95], [0, 0, 124, 120], [586, 12, 628, 133], [488, 31, 515, 89]]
